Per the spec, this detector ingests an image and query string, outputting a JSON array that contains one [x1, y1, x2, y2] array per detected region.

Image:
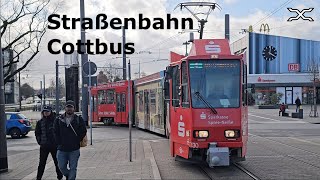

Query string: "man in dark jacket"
[[54, 100, 87, 180], [35, 105, 63, 180], [295, 97, 302, 112]]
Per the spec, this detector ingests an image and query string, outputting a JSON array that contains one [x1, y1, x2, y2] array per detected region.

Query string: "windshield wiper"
[[194, 92, 217, 114]]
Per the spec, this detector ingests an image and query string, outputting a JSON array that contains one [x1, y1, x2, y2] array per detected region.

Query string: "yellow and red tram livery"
[[166, 39, 248, 167]]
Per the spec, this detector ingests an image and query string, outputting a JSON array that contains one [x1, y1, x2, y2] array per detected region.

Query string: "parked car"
[[6, 112, 32, 139]]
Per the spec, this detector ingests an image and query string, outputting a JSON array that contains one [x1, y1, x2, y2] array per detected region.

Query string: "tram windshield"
[[189, 60, 240, 108]]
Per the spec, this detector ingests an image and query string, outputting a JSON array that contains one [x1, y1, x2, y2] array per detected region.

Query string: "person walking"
[[54, 100, 87, 180], [295, 97, 301, 112], [35, 105, 63, 180]]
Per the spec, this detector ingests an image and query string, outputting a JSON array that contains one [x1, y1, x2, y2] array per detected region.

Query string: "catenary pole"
[[55, 61, 59, 115], [0, 0, 9, 171], [80, 0, 89, 122], [128, 60, 132, 162]]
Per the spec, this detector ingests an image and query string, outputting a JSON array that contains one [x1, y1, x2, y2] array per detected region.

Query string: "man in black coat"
[[54, 100, 87, 180], [35, 105, 63, 180], [295, 96, 302, 112]]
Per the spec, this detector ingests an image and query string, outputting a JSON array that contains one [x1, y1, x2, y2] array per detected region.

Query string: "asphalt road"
[[5, 108, 320, 179]]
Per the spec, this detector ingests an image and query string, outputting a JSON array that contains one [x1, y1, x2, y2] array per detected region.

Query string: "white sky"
[[4, 0, 319, 89]]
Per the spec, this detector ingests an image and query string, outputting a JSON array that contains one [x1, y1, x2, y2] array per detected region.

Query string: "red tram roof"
[[170, 39, 242, 64], [135, 71, 164, 86], [91, 80, 129, 91]]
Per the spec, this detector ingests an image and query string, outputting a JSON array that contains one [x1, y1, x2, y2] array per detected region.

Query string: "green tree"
[[270, 93, 283, 105], [20, 83, 34, 98]]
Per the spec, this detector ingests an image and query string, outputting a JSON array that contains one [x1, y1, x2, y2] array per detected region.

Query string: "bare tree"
[[1, 0, 61, 84], [47, 77, 65, 98], [307, 58, 319, 117], [102, 62, 123, 82], [97, 71, 108, 84]]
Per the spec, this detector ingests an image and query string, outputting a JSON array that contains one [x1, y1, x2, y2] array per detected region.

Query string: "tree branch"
[[4, 27, 46, 83]]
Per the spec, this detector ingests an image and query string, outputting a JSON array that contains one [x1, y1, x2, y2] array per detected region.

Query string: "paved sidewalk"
[[250, 105, 320, 124], [0, 136, 161, 180]]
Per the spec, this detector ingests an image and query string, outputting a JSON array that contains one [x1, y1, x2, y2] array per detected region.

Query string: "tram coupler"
[[206, 142, 230, 167]]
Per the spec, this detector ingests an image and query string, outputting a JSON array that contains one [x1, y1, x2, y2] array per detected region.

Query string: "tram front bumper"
[[206, 142, 230, 167]]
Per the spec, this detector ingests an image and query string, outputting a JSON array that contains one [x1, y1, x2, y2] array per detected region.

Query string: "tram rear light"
[[193, 130, 209, 138], [225, 130, 240, 138]]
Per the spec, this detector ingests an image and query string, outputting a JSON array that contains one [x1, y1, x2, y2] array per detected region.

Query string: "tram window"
[[150, 89, 156, 114], [164, 80, 170, 99], [181, 61, 190, 108], [116, 94, 121, 112], [106, 89, 115, 104], [242, 64, 248, 106], [92, 96, 96, 112], [139, 91, 144, 112], [172, 65, 180, 107], [98, 90, 106, 104]]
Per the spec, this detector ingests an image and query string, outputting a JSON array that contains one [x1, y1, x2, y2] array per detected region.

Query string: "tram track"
[[197, 163, 261, 180], [198, 165, 214, 180], [233, 162, 261, 180]]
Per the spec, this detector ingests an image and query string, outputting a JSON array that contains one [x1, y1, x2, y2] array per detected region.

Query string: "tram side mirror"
[[165, 66, 173, 80], [251, 84, 255, 93]]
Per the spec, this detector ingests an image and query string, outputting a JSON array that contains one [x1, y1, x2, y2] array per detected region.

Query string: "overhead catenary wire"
[[137, 32, 184, 53], [252, 0, 295, 28]]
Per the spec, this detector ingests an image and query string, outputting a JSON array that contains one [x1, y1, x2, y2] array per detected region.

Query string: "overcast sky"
[[9, 0, 320, 89]]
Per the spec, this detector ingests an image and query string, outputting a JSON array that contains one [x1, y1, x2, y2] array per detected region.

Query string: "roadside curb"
[[143, 140, 162, 180]]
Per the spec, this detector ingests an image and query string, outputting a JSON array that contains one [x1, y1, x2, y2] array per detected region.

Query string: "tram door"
[[116, 92, 126, 124], [91, 95, 98, 122], [144, 90, 150, 130]]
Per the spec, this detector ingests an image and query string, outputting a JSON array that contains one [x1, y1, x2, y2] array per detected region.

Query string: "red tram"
[[90, 80, 133, 125], [165, 39, 248, 167], [90, 38, 248, 167]]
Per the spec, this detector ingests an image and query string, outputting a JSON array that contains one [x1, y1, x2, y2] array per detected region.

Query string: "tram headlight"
[[225, 130, 240, 138], [193, 130, 209, 138]]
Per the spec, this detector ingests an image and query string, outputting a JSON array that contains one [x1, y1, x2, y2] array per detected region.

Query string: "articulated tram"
[[90, 38, 248, 167]]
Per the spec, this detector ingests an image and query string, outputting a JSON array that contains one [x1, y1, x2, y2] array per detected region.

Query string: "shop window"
[[255, 87, 277, 105]]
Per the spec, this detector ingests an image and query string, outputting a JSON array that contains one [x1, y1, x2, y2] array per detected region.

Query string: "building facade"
[[231, 32, 320, 105], [2, 49, 19, 104]]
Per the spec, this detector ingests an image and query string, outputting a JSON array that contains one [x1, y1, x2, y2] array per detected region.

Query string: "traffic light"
[[37, 94, 42, 99]]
